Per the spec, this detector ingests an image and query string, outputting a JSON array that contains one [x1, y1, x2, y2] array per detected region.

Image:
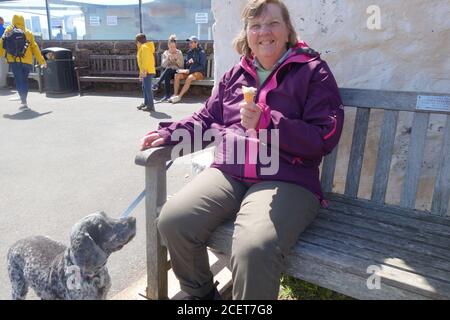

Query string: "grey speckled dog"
[[7, 212, 136, 300]]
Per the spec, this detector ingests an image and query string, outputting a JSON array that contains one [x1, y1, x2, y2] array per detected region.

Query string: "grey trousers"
[[157, 168, 320, 300]]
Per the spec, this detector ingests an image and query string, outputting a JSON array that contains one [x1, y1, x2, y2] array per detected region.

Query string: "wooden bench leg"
[[38, 75, 43, 93], [144, 163, 169, 299]]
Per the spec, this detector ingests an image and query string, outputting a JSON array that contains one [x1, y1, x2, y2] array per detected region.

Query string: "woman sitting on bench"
[[152, 34, 184, 102], [140, 0, 344, 300]]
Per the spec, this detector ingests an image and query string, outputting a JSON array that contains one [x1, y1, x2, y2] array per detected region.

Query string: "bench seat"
[[78, 76, 140, 83], [207, 193, 450, 300]]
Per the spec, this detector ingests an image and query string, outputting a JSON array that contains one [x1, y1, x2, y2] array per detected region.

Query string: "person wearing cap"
[[168, 35, 206, 104], [0, 15, 46, 108]]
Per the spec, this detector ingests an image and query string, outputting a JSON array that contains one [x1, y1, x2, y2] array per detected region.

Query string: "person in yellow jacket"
[[0, 15, 46, 109], [135, 33, 156, 112]]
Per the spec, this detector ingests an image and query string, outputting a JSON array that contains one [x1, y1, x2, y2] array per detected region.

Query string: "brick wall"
[[40, 40, 214, 68], [36, 40, 214, 95]]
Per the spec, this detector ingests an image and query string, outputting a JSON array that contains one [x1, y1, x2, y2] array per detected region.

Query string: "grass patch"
[[278, 274, 352, 300]]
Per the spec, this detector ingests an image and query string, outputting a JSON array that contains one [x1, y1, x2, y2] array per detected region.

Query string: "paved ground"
[[0, 87, 206, 300]]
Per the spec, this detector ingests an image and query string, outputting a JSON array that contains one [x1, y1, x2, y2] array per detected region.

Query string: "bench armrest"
[[135, 143, 204, 167], [135, 146, 174, 167]]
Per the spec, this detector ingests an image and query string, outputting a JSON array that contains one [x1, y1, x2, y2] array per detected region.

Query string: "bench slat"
[[286, 251, 430, 300], [345, 107, 370, 197], [431, 115, 450, 216], [320, 146, 339, 193], [78, 76, 140, 83], [340, 88, 450, 115], [327, 199, 450, 238], [400, 112, 430, 209], [303, 227, 450, 281], [207, 221, 450, 299], [326, 193, 450, 227], [291, 241, 450, 299], [315, 214, 450, 260], [371, 110, 399, 203]]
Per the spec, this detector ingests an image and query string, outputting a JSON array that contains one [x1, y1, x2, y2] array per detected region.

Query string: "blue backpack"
[[2, 27, 29, 58]]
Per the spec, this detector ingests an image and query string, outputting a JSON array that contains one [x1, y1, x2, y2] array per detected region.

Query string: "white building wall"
[[212, 0, 450, 93]]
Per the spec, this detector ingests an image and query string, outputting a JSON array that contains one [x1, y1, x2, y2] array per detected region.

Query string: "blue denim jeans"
[[156, 68, 177, 99], [142, 74, 154, 107], [11, 62, 32, 104]]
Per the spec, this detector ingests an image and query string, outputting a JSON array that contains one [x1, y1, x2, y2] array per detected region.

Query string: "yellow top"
[[136, 41, 156, 75], [0, 15, 45, 66]]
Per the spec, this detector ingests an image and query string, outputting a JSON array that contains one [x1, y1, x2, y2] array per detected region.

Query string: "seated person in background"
[[168, 35, 206, 104], [152, 34, 184, 102]]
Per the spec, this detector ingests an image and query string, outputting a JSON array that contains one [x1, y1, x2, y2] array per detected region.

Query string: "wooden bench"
[[7, 58, 44, 93], [135, 89, 450, 299], [76, 53, 214, 96], [136, 88, 450, 300], [153, 54, 215, 87], [75, 55, 140, 95]]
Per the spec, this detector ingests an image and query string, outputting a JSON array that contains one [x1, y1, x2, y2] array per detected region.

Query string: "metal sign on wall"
[[195, 12, 208, 24]]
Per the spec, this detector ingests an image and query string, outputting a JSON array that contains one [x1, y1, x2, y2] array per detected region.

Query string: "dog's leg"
[[8, 259, 28, 300]]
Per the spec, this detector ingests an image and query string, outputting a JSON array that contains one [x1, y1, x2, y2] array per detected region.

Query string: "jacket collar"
[[240, 41, 320, 78]]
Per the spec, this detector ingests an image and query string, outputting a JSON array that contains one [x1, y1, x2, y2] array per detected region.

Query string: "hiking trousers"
[[157, 168, 320, 300]]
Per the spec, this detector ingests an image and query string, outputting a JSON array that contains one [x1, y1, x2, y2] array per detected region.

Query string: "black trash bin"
[[42, 47, 76, 93]]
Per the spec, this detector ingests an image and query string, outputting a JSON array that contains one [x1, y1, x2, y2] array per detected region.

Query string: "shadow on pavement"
[[45, 92, 79, 99], [3, 109, 53, 120], [0, 88, 16, 96], [148, 110, 171, 119]]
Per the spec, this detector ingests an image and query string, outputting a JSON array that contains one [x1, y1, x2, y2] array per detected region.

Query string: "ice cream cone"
[[242, 86, 257, 103]]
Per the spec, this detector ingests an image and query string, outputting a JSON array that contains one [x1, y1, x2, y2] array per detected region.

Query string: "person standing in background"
[[0, 16, 7, 88], [0, 15, 46, 109], [135, 33, 156, 112]]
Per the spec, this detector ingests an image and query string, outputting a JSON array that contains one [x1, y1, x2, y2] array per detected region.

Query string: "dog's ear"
[[70, 232, 108, 272]]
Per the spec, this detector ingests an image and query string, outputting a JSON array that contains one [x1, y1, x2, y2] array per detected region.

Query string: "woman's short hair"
[[135, 33, 147, 44], [233, 0, 298, 57]]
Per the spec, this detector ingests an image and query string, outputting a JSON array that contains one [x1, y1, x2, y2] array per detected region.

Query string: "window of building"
[[142, 0, 214, 41], [0, 0, 49, 40], [47, 0, 140, 40], [0, 0, 214, 41]]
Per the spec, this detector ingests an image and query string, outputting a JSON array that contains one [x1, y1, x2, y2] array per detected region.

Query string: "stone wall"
[[40, 40, 214, 68], [38, 40, 214, 94], [212, 0, 449, 93]]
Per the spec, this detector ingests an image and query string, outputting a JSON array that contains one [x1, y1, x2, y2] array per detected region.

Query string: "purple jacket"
[[156, 42, 344, 202]]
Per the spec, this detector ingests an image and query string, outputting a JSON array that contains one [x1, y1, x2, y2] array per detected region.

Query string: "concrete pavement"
[[0, 87, 207, 300]]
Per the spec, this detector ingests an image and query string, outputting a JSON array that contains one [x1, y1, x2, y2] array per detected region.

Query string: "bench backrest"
[[321, 89, 450, 216], [88, 54, 138, 76], [205, 55, 214, 79]]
